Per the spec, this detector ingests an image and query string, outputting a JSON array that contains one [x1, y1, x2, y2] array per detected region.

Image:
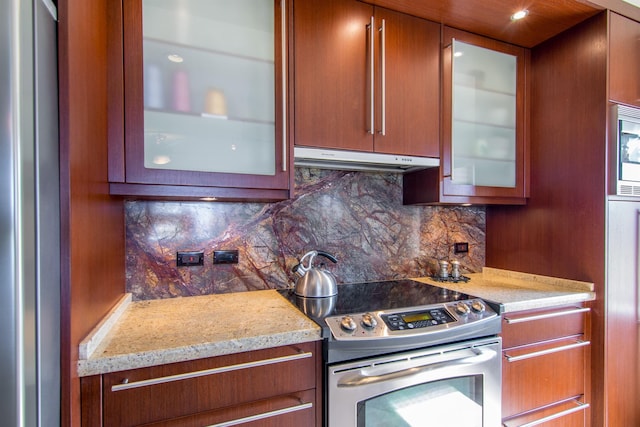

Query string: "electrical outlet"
[[213, 250, 239, 264], [177, 250, 204, 267], [454, 242, 469, 254]]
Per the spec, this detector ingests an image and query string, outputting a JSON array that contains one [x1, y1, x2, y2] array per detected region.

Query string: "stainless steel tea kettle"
[[292, 250, 338, 297]]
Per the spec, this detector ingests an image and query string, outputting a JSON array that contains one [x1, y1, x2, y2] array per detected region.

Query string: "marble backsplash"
[[125, 168, 486, 300]]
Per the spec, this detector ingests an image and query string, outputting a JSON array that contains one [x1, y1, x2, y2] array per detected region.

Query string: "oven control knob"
[[455, 302, 471, 315], [361, 313, 377, 329], [340, 316, 357, 332], [471, 300, 486, 313]]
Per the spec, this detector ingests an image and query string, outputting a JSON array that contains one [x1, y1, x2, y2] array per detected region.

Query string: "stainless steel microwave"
[[616, 104, 640, 196]]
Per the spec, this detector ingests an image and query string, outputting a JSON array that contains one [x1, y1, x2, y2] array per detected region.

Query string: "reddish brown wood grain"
[[372, 7, 440, 158], [97, 342, 319, 427], [609, 12, 640, 107], [365, 0, 602, 48], [293, 0, 439, 158], [486, 12, 609, 427], [293, 0, 375, 152], [501, 305, 589, 420], [58, 0, 127, 424]]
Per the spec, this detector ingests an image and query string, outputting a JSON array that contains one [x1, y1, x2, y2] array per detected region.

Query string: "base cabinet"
[[500, 305, 590, 426], [81, 342, 321, 427]]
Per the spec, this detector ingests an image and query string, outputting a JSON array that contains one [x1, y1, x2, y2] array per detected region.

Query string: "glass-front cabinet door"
[[441, 27, 528, 204], [110, 0, 290, 200]]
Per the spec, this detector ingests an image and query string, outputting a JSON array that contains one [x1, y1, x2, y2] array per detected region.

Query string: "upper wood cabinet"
[[107, 0, 291, 201], [292, 0, 440, 158], [404, 27, 529, 205], [609, 12, 640, 108]]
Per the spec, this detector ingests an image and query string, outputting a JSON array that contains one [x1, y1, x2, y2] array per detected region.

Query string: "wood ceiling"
[[367, 0, 605, 47]]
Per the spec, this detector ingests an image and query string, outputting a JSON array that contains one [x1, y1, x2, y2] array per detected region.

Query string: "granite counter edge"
[[77, 328, 322, 377]]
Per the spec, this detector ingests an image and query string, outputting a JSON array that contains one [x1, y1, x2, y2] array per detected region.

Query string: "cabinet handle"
[[281, 0, 287, 172], [367, 16, 375, 135], [504, 400, 589, 427], [111, 351, 313, 392], [206, 402, 313, 427], [504, 339, 589, 363], [503, 306, 590, 324], [636, 210, 640, 323], [378, 19, 386, 136]]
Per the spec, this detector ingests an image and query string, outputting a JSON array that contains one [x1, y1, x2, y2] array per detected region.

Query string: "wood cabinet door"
[[440, 27, 529, 203], [101, 343, 317, 426], [609, 12, 640, 108], [502, 337, 587, 419], [293, 0, 440, 157], [109, 0, 290, 200], [372, 8, 440, 157], [140, 390, 316, 427], [293, 0, 373, 151]]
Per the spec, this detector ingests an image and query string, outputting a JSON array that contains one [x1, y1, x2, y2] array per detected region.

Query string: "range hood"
[[294, 147, 439, 173]]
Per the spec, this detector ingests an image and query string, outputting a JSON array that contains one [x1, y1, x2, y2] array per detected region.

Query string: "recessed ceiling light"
[[167, 54, 184, 63], [511, 10, 529, 21]]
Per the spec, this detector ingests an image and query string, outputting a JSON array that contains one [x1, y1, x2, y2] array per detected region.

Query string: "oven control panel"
[[382, 308, 455, 331], [324, 299, 497, 341]]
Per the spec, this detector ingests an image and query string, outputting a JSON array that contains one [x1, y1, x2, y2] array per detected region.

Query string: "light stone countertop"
[[77, 290, 321, 377], [413, 267, 595, 313], [78, 268, 595, 377]]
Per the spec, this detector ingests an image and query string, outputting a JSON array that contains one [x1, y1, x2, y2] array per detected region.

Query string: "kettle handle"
[[316, 250, 338, 264], [292, 250, 318, 276]]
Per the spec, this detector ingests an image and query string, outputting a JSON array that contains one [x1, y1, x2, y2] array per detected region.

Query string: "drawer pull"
[[504, 307, 590, 324], [505, 400, 589, 427], [504, 339, 589, 363], [111, 351, 313, 392], [206, 401, 312, 427]]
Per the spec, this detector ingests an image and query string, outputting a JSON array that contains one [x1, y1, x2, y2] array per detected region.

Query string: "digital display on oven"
[[402, 312, 433, 323], [382, 308, 455, 331]]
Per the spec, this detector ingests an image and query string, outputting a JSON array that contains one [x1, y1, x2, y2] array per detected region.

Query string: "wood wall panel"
[[485, 12, 608, 427], [58, 0, 126, 424]]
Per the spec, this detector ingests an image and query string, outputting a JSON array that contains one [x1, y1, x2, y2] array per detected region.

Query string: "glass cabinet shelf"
[[143, 38, 274, 125]]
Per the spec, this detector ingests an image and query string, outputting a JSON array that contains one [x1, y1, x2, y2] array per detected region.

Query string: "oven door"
[[327, 337, 501, 427]]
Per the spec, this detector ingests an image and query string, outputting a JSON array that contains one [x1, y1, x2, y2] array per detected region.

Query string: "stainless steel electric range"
[[280, 279, 502, 427]]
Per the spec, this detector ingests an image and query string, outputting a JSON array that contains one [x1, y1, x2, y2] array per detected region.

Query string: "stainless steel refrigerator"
[[0, 0, 60, 425]]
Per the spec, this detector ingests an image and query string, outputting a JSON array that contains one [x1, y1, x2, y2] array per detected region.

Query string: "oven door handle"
[[337, 348, 497, 388]]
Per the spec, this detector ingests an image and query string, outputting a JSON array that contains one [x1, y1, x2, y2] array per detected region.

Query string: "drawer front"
[[501, 305, 588, 348], [103, 342, 317, 426], [141, 389, 316, 427], [503, 398, 588, 427], [502, 337, 588, 418]]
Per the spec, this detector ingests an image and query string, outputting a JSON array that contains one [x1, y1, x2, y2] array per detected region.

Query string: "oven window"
[[356, 375, 483, 427]]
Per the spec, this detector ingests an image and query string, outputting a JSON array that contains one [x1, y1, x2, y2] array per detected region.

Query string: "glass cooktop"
[[279, 279, 473, 322]]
